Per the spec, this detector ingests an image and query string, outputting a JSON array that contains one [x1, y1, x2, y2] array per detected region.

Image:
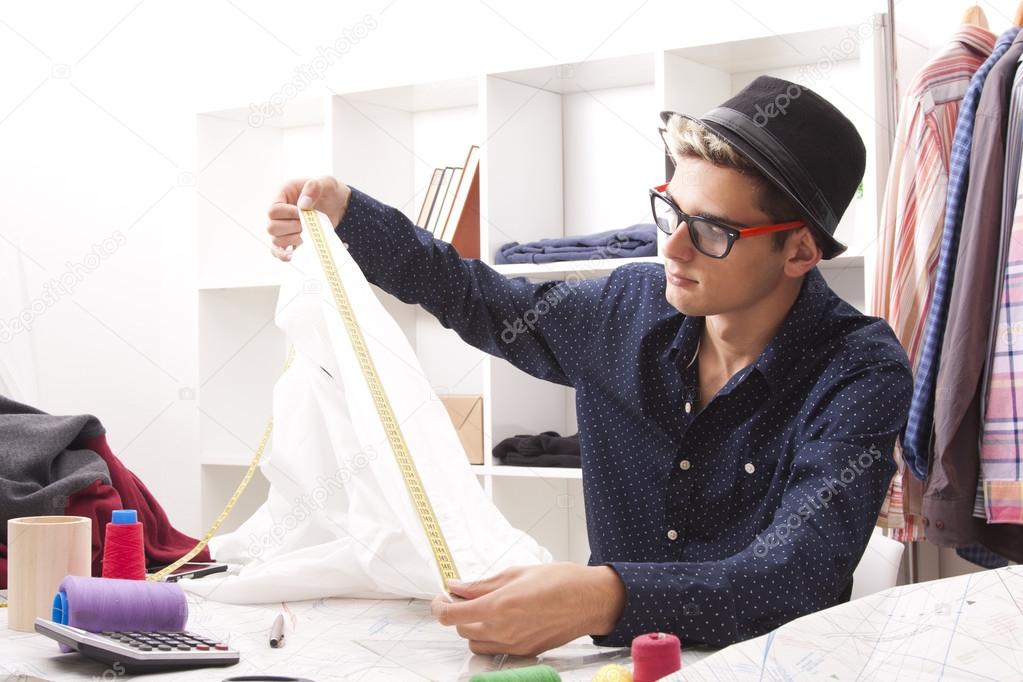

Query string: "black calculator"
[[34, 617, 240, 673]]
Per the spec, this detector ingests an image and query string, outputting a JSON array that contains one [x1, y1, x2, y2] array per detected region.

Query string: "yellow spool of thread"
[[592, 663, 633, 682]]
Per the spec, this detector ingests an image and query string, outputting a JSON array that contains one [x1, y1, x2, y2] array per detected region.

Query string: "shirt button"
[[744, 462, 755, 474], [667, 529, 679, 541], [684, 402, 692, 414], [679, 459, 691, 471], [935, 520, 945, 530]]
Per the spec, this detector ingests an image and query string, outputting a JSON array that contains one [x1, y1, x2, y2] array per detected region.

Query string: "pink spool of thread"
[[101, 509, 146, 580], [631, 631, 681, 682]]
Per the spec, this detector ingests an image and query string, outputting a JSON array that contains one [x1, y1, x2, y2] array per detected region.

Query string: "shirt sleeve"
[[592, 360, 913, 648], [333, 185, 606, 387]]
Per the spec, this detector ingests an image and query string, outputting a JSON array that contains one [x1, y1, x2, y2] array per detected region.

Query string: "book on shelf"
[[441, 145, 480, 249], [417, 168, 444, 229], [414, 144, 481, 259], [434, 166, 465, 237], [426, 166, 458, 235]]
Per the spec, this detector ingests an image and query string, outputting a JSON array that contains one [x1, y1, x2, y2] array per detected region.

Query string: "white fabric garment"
[[183, 212, 551, 604]]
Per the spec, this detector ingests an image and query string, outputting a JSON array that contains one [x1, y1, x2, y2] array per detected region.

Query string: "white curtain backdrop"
[[0, 238, 39, 405]]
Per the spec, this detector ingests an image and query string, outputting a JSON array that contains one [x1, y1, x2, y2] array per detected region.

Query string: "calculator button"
[[138, 645, 152, 651], [157, 644, 172, 651], [214, 644, 228, 651], [128, 641, 141, 647], [176, 644, 191, 650], [196, 644, 209, 651]]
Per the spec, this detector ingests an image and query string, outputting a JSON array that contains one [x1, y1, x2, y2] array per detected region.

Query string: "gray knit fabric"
[[0, 395, 109, 543]]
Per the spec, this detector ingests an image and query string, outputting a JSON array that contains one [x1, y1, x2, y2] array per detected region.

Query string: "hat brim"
[[660, 110, 847, 259]]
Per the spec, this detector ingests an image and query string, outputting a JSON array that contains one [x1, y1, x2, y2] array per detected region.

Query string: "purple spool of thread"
[[52, 576, 188, 653]]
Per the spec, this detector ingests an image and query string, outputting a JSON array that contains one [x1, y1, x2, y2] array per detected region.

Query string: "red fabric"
[[77, 434, 210, 569], [63, 479, 121, 577], [0, 434, 208, 588]]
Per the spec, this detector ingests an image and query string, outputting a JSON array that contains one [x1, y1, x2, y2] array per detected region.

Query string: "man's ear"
[[784, 227, 822, 277]]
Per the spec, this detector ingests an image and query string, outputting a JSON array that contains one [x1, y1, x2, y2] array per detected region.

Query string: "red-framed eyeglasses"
[[651, 183, 805, 259]]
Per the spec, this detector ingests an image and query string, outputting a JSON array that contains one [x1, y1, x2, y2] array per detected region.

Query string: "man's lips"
[[666, 271, 698, 287]]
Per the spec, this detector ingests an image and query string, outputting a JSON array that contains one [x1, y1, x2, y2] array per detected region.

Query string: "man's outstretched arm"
[[267, 177, 607, 387]]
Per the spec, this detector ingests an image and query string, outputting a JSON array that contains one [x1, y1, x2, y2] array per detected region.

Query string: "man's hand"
[[266, 176, 352, 261], [431, 563, 626, 657]]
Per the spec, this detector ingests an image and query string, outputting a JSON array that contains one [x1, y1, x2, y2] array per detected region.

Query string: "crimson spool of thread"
[[631, 631, 681, 682], [101, 509, 146, 580], [51, 575, 188, 652]]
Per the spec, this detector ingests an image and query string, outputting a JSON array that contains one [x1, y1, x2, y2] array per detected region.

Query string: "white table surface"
[[0, 590, 716, 681], [3, 565, 1021, 681]]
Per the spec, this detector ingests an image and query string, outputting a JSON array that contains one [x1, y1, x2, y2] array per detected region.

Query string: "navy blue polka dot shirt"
[[335, 186, 914, 649]]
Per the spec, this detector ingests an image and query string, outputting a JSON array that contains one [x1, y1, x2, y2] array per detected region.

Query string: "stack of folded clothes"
[[495, 223, 657, 264], [492, 431, 580, 467]]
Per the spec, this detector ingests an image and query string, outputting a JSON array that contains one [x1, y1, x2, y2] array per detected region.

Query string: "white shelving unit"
[[193, 16, 893, 566]]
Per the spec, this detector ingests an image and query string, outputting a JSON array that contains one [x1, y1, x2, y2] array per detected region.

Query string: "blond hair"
[[662, 113, 814, 251]]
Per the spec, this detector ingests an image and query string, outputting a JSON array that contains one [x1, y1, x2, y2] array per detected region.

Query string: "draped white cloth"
[[183, 212, 551, 603]]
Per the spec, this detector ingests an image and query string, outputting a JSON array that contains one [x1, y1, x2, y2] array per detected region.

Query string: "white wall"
[[0, 0, 998, 562]]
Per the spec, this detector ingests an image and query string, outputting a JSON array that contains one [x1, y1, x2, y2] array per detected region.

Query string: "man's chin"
[[666, 289, 707, 317]]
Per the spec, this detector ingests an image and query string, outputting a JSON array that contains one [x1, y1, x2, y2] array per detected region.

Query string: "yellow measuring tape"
[[301, 208, 460, 588], [148, 359, 290, 583], [148, 208, 459, 589]]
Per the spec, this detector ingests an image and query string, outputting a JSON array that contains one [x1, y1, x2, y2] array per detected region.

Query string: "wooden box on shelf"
[[440, 394, 484, 465]]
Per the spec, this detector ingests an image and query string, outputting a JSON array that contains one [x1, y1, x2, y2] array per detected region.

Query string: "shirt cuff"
[[591, 561, 684, 647], [334, 185, 371, 245]]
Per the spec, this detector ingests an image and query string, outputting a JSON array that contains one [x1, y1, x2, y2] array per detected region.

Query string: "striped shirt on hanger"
[[901, 27, 1019, 483], [873, 24, 996, 541], [976, 51, 1023, 521], [980, 79, 1023, 525], [923, 30, 1023, 560]]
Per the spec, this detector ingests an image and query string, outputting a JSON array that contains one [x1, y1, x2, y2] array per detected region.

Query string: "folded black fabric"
[[493, 431, 581, 467]]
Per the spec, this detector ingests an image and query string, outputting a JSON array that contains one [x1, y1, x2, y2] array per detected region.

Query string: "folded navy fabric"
[[495, 223, 657, 264]]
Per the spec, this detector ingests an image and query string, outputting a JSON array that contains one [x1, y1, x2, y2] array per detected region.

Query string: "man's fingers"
[[431, 593, 497, 626], [273, 178, 307, 206], [268, 202, 299, 221], [447, 569, 518, 599], [269, 243, 295, 262], [267, 218, 301, 237], [271, 234, 302, 250], [467, 639, 538, 657], [455, 622, 493, 642], [298, 178, 320, 210]]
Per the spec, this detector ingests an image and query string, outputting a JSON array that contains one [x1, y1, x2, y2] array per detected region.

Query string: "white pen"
[[269, 613, 285, 648]]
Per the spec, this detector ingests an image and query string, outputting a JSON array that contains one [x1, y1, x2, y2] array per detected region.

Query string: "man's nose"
[[662, 221, 695, 261]]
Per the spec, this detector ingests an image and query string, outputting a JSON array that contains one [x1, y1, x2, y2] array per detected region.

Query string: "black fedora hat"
[[660, 75, 865, 259]]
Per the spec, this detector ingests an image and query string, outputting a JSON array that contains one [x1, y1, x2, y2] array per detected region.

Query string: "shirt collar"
[[665, 268, 831, 395], [950, 23, 997, 56]]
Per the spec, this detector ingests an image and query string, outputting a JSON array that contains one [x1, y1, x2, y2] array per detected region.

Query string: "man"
[[265, 76, 913, 655]]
